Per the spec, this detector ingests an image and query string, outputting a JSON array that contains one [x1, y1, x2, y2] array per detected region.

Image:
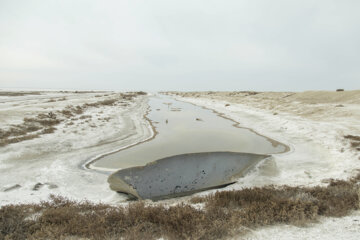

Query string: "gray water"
[[93, 95, 287, 170]]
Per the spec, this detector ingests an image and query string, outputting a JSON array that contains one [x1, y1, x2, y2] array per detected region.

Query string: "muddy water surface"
[[92, 95, 287, 170]]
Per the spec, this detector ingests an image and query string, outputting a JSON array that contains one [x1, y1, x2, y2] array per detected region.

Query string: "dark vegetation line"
[[344, 135, 360, 151], [0, 92, 146, 147], [0, 92, 41, 97], [1, 174, 359, 240]]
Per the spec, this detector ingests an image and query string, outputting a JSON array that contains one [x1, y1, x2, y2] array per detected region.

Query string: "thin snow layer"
[[247, 213, 360, 240], [174, 95, 360, 240], [0, 91, 153, 206], [176, 96, 360, 188]]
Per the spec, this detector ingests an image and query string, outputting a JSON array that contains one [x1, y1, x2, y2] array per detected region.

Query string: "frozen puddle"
[[109, 152, 271, 200], [90, 95, 288, 199]]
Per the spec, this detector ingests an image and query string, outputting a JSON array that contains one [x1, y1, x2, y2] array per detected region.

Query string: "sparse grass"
[[0, 92, 146, 147], [66, 122, 74, 126], [344, 135, 360, 141], [79, 115, 92, 120], [85, 99, 117, 107], [24, 117, 61, 127], [0, 91, 41, 96], [1, 175, 359, 240], [0, 133, 40, 147], [189, 196, 206, 204], [101, 117, 111, 122], [344, 135, 360, 150], [72, 106, 84, 115], [41, 127, 56, 134], [135, 91, 147, 95], [0, 112, 61, 147], [59, 109, 74, 118]]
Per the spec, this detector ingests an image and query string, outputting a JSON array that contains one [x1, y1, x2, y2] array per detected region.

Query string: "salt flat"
[[0, 91, 152, 205], [1, 90, 359, 239], [168, 90, 360, 240]]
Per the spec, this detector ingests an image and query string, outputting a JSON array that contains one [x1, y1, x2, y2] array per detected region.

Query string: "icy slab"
[[108, 152, 270, 200]]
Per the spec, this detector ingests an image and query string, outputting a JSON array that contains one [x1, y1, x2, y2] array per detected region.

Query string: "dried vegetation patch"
[[1, 175, 359, 240], [0, 91, 41, 97], [344, 135, 360, 151], [0, 92, 147, 147]]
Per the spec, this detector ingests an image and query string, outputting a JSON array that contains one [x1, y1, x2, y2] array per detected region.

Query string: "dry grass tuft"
[[0, 133, 40, 147], [79, 115, 92, 120], [57, 97, 67, 101], [59, 109, 74, 118], [344, 135, 360, 150], [0, 91, 41, 96], [41, 127, 56, 134], [135, 91, 147, 95], [1, 175, 359, 240], [0, 91, 147, 147], [344, 135, 360, 141], [0, 112, 60, 147], [85, 99, 117, 107]]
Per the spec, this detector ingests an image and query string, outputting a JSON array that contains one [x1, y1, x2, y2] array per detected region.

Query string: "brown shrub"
[[0, 127, 27, 139], [79, 115, 92, 120], [84, 99, 118, 108], [344, 135, 360, 141], [72, 106, 84, 115], [98, 99, 117, 106], [66, 122, 74, 126], [25, 124, 42, 133], [0, 112, 61, 146], [189, 196, 207, 204], [0, 91, 41, 96], [42, 127, 56, 134], [1, 176, 359, 240], [0, 133, 40, 147], [59, 110, 73, 118]]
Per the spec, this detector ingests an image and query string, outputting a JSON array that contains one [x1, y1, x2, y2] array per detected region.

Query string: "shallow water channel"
[[92, 95, 287, 171]]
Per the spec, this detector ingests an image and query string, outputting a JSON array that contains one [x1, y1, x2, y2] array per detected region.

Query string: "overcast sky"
[[0, 0, 359, 91]]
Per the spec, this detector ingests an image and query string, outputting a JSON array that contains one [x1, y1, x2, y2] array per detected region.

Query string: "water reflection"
[[93, 95, 287, 170]]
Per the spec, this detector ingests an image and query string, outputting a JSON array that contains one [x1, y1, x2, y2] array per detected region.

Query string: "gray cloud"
[[0, 0, 359, 91]]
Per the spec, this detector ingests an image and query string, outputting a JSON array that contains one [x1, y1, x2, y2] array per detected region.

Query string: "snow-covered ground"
[[1, 90, 360, 239], [0, 91, 153, 206], [170, 91, 360, 239]]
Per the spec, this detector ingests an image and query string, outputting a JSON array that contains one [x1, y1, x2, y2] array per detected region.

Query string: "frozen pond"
[[108, 152, 271, 200], [91, 95, 287, 170]]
